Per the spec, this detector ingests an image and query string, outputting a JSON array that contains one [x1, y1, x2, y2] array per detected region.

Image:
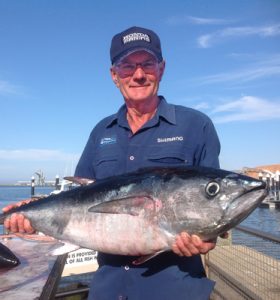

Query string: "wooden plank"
[[0, 238, 66, 300], [206, 245, 280, 300]]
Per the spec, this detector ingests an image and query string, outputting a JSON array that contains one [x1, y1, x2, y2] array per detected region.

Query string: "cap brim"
[[113, 48, 158, 64]]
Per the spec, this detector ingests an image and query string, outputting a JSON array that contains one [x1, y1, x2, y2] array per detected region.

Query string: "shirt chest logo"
[[100, 136, 117, 146], [157, 136, 184, 143]]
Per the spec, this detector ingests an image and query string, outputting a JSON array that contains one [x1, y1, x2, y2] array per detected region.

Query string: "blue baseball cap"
[[110, 26, 163, 65]]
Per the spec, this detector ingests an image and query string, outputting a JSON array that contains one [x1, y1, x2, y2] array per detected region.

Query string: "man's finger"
[[24, 219, 35, 234], [2, 204, 16, 213], [176, 232, 199, 256], [172, 232, 191, 256], [9, 213, 19, 233], [4, 218, 10, 230], [17, 214, 25, 233]]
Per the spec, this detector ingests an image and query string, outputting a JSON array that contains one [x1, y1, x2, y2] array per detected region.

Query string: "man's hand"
[[172, 232, 216, 256], [2, 199, 35, 234]]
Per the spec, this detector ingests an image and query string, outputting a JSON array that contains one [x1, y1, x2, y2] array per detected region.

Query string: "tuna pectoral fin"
[[0, 242, 20, 268], [49, 242, 80, 256], [132, 251, 165, 265], [88, 196, 156, 216]]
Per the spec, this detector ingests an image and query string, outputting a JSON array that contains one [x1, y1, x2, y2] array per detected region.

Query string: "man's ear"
[[110, 67, 120, 87], [158, 60, 165, 81]]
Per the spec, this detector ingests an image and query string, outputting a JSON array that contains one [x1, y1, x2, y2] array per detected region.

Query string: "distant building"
[[242, 164, 280, 179]]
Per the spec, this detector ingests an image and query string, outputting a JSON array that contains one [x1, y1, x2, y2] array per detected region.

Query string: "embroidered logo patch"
[[123, 33, 150, 44], [100, 136, 117, 146], [157, 136, 184, 143]]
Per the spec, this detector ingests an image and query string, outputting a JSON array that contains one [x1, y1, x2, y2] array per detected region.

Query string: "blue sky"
[[0, 0, 279, 183]]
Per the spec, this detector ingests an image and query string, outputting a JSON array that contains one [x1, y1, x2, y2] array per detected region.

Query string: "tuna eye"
[[205, 181, 220, 197]]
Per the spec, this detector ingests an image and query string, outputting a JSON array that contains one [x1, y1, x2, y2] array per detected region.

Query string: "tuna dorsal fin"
[[88, 196, 159, 216], [132, 251, 165, 265], [64, 176, 95, 186]]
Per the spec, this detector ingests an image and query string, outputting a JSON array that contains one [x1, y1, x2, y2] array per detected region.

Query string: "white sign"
[[62, 248, 99, 277]]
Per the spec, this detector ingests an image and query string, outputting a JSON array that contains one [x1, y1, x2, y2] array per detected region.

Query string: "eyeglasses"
[[114, 60, 159, 77]]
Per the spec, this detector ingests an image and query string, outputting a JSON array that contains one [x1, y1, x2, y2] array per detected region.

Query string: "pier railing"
[[260, 171, 280, 202], [242, 168, 280, 202], [205, 225, 280, 300]]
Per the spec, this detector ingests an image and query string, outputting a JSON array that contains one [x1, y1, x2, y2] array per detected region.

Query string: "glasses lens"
[[117, 63, 135, 76], [142, 61, 157, 72]]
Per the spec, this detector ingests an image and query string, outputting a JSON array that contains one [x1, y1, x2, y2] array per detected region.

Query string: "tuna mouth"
[[242, 179, 268, 199], [238, 179, 267, 203], [227, 180, 268, 221]]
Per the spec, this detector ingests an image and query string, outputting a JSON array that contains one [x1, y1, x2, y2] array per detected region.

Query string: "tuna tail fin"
[[0, 242, 20, 268]]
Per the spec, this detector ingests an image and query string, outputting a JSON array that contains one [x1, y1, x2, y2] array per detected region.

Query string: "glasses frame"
[[114, 59, 159, 78]]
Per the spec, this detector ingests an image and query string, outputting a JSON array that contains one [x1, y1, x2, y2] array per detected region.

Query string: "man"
[[74, 26, 220, 299], [4, 26, 221, 299]]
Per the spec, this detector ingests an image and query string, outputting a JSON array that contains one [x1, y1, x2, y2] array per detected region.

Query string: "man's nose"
[[133, 65, 146, 78]]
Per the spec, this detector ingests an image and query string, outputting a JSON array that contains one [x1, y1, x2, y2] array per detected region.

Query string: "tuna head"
[[215, 172, 268, 232], [166, 168, 268, 240]]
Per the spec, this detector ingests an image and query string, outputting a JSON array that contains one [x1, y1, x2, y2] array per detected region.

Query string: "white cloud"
[[0, 149, 79, 162], [194, 54, 280, 85], [167, 15, 231, 26], [193, 102, 210, 110], [197, 24, 280, 48], [0, 149, 80, 182], [186, 16, 230, 25], [0, 80, 22, 96], [210, 96, 280, 123]]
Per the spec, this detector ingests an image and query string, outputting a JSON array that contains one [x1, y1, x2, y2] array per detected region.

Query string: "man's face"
[[111, 50, 165, 104]]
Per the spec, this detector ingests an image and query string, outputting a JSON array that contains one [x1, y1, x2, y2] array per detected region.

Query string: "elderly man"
[[75, 26, 220, 299]]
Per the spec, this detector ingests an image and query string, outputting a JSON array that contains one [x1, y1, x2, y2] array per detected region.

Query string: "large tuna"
[[0, 166, 267, 263]]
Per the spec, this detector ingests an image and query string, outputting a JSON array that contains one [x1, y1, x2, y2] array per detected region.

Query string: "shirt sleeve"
[[195, 118, 221, 169], [74, 131, 96, 179]]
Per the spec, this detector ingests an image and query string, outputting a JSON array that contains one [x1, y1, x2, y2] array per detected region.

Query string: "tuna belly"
[[63, 214, 170, 256]]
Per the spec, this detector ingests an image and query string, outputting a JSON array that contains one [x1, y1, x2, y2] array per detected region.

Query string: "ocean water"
[[0, 186, 54, 204], [0, 186, 54, 231]]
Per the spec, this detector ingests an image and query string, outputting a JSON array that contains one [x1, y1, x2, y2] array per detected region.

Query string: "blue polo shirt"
[[75, 96, 220, 300]]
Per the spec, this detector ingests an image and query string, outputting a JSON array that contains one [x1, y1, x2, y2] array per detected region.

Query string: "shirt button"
[[129, 156, 135, 161], [124, 265, 130, 270]]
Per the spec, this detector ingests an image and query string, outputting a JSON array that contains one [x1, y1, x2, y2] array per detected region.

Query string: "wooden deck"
[[0, 239, 66, 300], [205, 245, 280, 300]]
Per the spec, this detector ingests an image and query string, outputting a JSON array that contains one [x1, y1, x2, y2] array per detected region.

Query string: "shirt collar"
[[156, 96, 176, 125], [105, 96, 176, 128]]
